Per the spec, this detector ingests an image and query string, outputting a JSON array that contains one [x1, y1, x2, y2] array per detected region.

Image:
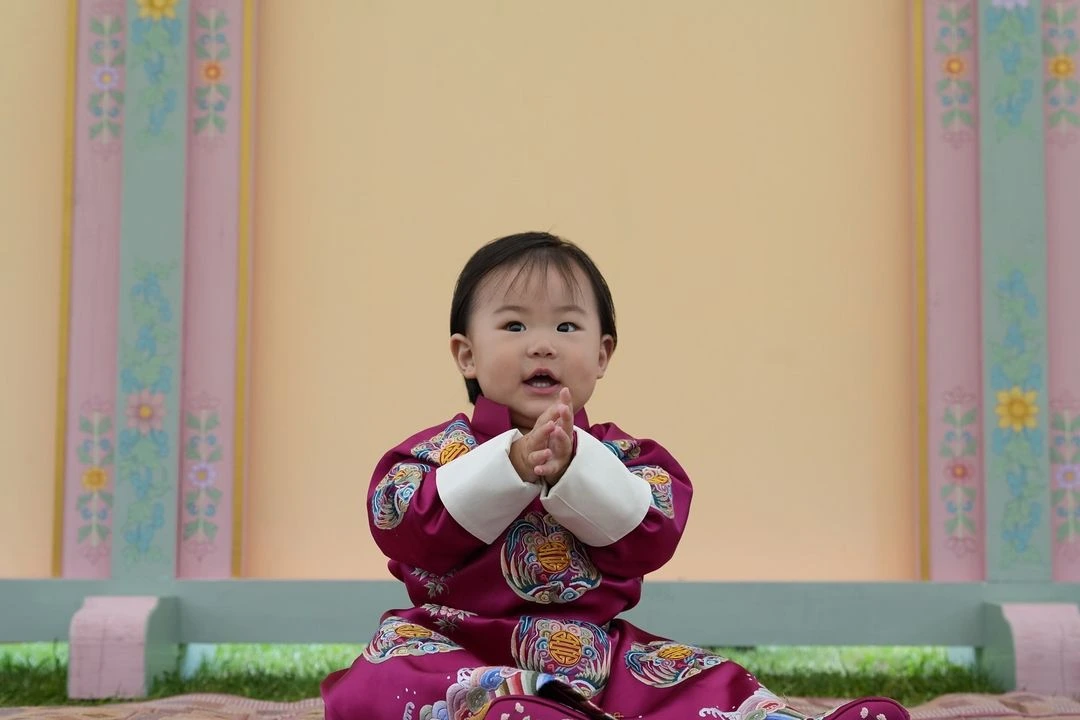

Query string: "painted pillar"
[[1043, 0, 1080, 580], [919, 0, 986, 581], [57, 0, 128, 578], [110, 0, 191, 578], [978, 0, 1051, 581], [178, 0, 255, 578], [56, 0, 255, 580]]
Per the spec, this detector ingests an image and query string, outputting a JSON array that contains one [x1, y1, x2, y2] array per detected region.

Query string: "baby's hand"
[[537, 388, 574, 485], [511, 388, 575, 484]]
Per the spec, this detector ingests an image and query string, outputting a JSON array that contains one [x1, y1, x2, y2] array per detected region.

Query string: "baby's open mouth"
[[525, 372, 558, 388]]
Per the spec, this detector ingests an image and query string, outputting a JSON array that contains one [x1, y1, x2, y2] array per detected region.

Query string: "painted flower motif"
[[943, 55, 965, 77], [80, 398, 112, 416], [1050, 55, 1076, 80], [945, 459, 973, 482], [81, 466, 109, 491], [189, 462, 216, 488], [187, 539, 214, 560], [1057, 464, 1080, 490], [202, 61, 224, 83], [943, 387, 976, 406], [947, 535, 977, 556], [126, 389, 165, 434], [995, 387, 1038, 432], [1053, 391, 1080, 408], [136, 0, 178, 21], [990, 0, 1028, 8], [93, 66, 119, 90], [191, 392, 220, 412]]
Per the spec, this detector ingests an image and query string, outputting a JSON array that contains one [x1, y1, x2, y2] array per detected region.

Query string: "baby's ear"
[[596, 335, 615, 378], [450, 334, 476, 378]]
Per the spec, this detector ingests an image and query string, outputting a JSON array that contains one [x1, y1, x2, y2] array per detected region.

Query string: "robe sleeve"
[[368, 419, 541, 575], [538, 422, 691, 578]]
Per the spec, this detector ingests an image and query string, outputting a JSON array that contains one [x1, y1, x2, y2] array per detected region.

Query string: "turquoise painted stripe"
[[978, 0, 1051, 581], [2, 580, 1079, 645], [112, 0, 190, 579]]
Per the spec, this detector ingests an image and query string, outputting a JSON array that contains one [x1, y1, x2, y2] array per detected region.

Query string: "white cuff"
[[540, 428, 652, 546], [436, 428, 540, 543]]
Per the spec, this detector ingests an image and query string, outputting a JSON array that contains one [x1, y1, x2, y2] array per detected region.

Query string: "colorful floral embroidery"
[[421, 603, 475, 634], [602, 438, 641, 461], [501, 512, 601, 604], [418, 667, 588, 720], [511, 617, 611, 698], [624, 640, 727, 688], [410, 567, 453, 598], [411, 420, 477, 465], [371, 462, 429, 530], [697, 688, 788, 720], [362, 616, 461, 664], [630, 465, 675, 519]]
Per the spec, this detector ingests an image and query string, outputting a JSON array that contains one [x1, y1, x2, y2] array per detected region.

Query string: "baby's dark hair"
[[450, 231, 618, 404]]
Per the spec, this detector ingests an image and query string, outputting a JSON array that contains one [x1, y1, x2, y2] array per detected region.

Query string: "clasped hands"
[[510, 387, 575, 486]]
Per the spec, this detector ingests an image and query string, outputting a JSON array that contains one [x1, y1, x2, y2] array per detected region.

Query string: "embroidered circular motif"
[[438, 441, 470, 464], [371, 463, 429, 530], [393, 623, 432, 639], [548, 630, 584, 666], [362, 615, 462, 664], [500, 512, 601, 604], [411, 420, 477, 465], [511, 616, 611, 698], [630, 465, 675, 519], [624, 640, 727, 688]]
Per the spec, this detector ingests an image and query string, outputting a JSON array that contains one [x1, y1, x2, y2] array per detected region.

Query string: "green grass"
[[0, 643, 999, 708]]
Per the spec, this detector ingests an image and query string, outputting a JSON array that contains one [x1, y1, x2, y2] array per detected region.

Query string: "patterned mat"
[[2, 692, 1079, 720]]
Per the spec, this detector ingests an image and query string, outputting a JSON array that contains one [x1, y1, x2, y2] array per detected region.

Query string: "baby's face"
[[454, 262, 613, 431]]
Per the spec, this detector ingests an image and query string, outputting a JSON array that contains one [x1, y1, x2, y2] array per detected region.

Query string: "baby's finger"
[[528, 421, 557, 451], [534, 458, 560, 477], [534, 403, 562, 429], [559, 404, 573, 432], [550, 425, 572, 451], [548, 428, 572, 464], [528, 448, 553, 468]]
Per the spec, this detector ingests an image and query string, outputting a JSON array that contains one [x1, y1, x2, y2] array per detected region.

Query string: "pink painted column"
[[60, 0, 128, 578], [923, 0, 985, 580], [1044, 0, 1080, 580], [178, 0, 253, 577]]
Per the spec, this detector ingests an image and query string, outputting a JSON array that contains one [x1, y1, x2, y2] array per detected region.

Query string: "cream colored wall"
[[1, 0, 68, 578], [2, 0, 914, 581]]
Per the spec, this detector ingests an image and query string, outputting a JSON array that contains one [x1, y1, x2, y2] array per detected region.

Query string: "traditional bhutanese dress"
[[322, 396, 908, 720]]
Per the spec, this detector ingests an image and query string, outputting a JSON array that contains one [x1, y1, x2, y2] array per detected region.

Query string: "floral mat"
[[1, 693, 1079, 720]]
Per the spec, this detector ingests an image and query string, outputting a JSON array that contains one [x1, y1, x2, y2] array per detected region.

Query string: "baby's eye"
[[504, 321, 525, 332], [557, 322, 579, 332]]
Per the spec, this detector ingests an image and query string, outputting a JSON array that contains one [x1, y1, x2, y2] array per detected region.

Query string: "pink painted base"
[[1000, 603, 1080, 695], [67, 596, 175, 699]]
